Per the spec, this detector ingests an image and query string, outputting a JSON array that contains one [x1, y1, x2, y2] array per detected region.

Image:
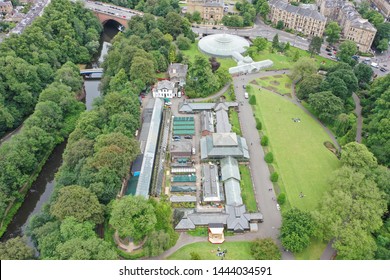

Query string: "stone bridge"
[[84, 1, 143, 27]]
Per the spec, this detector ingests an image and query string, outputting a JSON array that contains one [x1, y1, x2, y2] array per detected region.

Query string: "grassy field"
[[254, 74, 292, 95], [294, 239, 329, 260], [181, 41, 237, 70], [229, 108, 242, 136], [252, 43, 335, 70], [248, 87, 340, 211], [239, 165, 258, 213], [167, 241, 254, 260]]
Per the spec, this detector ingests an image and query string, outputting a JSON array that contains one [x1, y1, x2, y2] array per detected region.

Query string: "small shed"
[[208, 223, 225, 244]]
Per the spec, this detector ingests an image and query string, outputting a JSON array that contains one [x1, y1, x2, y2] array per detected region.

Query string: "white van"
[[192, 147, 196, 155], [244, 92, 249, 99], [371, 62, 379, 68]]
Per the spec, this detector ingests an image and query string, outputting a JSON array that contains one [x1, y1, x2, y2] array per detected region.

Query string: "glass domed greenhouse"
[[198, 33, 250, 57]]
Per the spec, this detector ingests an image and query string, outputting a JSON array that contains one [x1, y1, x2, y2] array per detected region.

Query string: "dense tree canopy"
[[289, 57, 318, 81], [109, 196, 157, 242], [280, 209, 316, 253], [0, 0, 101, 137], [0, 237, 34, 260], [325, 21, 341, 44], [0, 62, 84, 223], [50, 185, 104, 224], [250, 238, 281, 260], [308, 91, 344, 123]]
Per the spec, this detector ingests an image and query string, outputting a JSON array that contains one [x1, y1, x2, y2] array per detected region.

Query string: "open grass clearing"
[[166, 241, 254, 260], [255, 74, 292, 95], [229, 108, 242, 136], [248, 87, 340, 211], [294, 239, 328, 260], [239, 165, 258, 213]]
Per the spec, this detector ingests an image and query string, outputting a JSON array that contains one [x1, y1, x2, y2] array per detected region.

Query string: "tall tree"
[[325, 21, 341, 44], [337, 40, 358, 66], [296, 74, 323, 100], [308, 91, 344, 123], [340, 142, 378, 170], [308, 36, 322, 57], [280, 209, 316, 253], [272, 34, 279, 50], [314, 166, 387, 259], [109, 196, 157, 242], [290, 57, 318, 81], [0, 237, 34, 260], [50, 185, 104, 224], [250, 238, 281, 260], [253, 37, 268, 52], [143, 230, 170, 257], [354, 63, 373, 85]]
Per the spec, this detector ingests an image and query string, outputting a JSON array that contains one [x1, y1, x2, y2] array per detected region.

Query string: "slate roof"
[[200, 111, 215, 133], [200, 133, 250, 160], [178, 100, 238, 113], [156, 80, 175, 90], [215, 110, 231, 133], [213, 133, 238, 146], [202, 164, 222, 202], [269, 0, 326, 21], [168, 63, 188, 79]]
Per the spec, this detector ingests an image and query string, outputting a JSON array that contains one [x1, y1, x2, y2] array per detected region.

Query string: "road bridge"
[[84, 0, 143, 27], [80, 68, 103, 75]]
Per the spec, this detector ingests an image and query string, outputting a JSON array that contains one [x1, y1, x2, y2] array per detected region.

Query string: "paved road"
[[352, 93, 363, 143]]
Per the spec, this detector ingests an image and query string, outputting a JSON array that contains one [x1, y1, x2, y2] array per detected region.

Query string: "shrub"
[[190, 252, 201, 260], [249, 94, 256, 105], [256, 118, 262, 130], [264, 152, 274, 163], [261, 135, 269, 146], [277, 193, 286, 205], [270, 172, 279, 182]]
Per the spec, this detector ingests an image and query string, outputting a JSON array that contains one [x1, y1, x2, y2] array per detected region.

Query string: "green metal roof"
[[172, 174, 196, 182], [173, 129, 195, 135]]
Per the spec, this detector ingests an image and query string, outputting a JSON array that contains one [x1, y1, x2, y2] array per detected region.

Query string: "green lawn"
[[248, 87, 340, 211], [167, 241, 254, 260], [252, 44, 335, 71], [229, 108, 242, 136], [255, 74, 292, 95], [294, 239, 328, 260], [239, 165, 258, 213], [182, 41, 237, 70]]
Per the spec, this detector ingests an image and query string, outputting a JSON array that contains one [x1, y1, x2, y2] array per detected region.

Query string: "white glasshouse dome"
[[198, 33, 250, 57]]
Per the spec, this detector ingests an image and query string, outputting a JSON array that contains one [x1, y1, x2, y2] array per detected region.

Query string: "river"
[[1, 21, 119, 242]]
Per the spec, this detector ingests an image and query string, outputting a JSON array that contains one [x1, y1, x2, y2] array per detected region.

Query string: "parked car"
[[327, 52, 332, 56], [371, 62, 379, 68], [352, 55, 359, 61], [380, 67, 388, 72], [325, 47, 331, 52], [184, 135, 192, 139], [242, 85, 246, 89], [244, 92, 249, 99]]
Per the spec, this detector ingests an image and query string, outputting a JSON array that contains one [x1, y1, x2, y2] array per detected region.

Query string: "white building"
[[152, 80, 178, 98]]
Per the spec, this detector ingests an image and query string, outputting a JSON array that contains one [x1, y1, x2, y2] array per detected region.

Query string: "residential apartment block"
[[187, 0, 224, 22], [370, 0, 390, 18], [338, 3, 377, 52], [0, 1, 13, 15], [269, 0, 327, 37]]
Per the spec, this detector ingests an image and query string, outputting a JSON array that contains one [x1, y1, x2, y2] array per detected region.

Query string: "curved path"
[[191, 82, 231, 102], [352, 93, 363, 143]]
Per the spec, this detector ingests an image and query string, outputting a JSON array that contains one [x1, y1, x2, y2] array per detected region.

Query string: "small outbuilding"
[[208, 223, 225, 244]]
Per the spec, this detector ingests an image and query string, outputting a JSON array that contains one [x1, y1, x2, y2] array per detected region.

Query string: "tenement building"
[[187, 0, 224, 23], [338, 3, 377, 52], [317, 0, 377, 52], [269, 0, 327, 37], [369, 0, 390, 19], [0, 1, 13, 15]]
